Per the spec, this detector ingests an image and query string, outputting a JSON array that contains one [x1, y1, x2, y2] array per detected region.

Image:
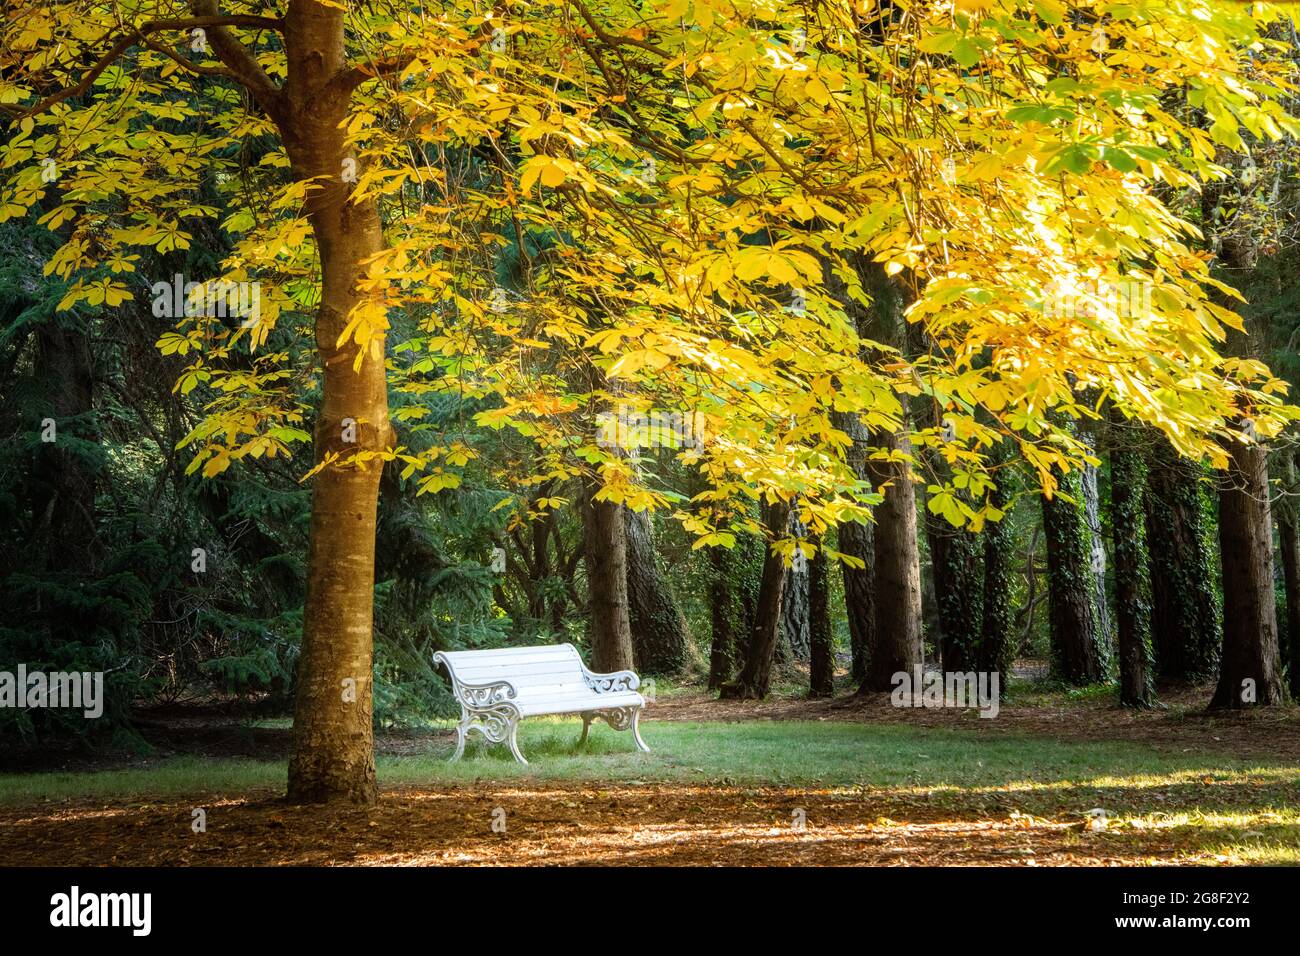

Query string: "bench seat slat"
[[517, 690, 643, 717]]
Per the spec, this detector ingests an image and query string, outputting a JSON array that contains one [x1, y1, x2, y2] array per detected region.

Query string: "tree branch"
[[189, 2, 285, 117], [3, 15, 284, 118]]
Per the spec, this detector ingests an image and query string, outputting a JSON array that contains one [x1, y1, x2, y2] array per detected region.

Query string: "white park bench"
[[432, 643, 650, 765]]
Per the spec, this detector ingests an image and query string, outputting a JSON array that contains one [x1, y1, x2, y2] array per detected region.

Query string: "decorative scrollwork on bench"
[[593, 707, 637, 731], [464, 703, 519, 743], [458, 681, 516, 707], [583, 670, 639, 694]]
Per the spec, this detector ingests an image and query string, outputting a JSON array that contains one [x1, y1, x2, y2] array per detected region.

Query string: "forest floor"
[[2, 676, 1299, 866]]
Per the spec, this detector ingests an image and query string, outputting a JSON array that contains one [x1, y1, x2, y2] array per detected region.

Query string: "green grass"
[[0, 717, 1292, 800]]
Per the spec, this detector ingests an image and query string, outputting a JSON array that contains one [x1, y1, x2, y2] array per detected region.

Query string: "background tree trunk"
[[1277, 451, 1300, 701], [1212, 436, 1287, 707], [858, 265, 923, 693], [862, 427, 924, 692], [708, 542, 739, 690], [707, 526, 764, 689], [1203, 175, 1284, 708], [721, 500, 791, 699], [581, 483, 635, 673], [839, 520, 875, 684], [1109, 410, 1155, 708], [977, 444, 1015, 679], [1081, 460, 1112, 648], [809, 542, 834, 697], [1144, 437, 1219, 682], [1041, 464, 1107, 685], [624, 508, 692, 675], [832, 410, 875, 684], [927, 515, 983, 673], [780, 504, 811, 662]]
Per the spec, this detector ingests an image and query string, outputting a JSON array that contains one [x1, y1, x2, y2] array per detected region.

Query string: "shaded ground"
[[5, 778, 1297, 866]]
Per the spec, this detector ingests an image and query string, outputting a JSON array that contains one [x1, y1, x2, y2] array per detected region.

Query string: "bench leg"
[[453, 703, 522, 763], [506, 715, 528, 765], [449, 717, 468, 762], [593, 706, 651, 754], [579, 712, 594, 746], [631, 705, 651, 753]]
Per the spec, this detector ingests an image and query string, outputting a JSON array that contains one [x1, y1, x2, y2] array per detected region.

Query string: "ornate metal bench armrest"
[[432, 653, 518, 707], [454, 679, 518, 707], [581, 666, 640, 694]]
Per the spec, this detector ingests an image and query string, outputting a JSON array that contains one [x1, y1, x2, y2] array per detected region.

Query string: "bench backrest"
[[435, 643, 588, 699]]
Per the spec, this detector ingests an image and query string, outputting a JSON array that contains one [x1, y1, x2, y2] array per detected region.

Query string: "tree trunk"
[[832, 410, 875, 684], [282, 4, 393, 805], [977, 445, 1015, 679], [1211, 436, 1286, 707], [781, 506, 811, 662], [708, 528, 763, 689], [856, 265, 923, 694], [581, 481, 635, 673], [720, 500, 791, 699], [1041, 464, 1107, 685], [861, 427, 924, 692], [839, 520, 875, 684], [708, 542, 738, 690], [809, 541, 834, 697], [1201, 175, 1284, 708], [1144, 438, 1219, 682], [1277, 451, 1300, 701], [1081, 460, 1112, 648], [624, 508, 692, 675], [1109, 410, 1155, 708], [927, 511, 983, 673]]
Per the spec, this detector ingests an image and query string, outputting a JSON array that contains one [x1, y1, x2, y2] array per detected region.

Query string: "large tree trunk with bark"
[[624, 508, 692, 675], [1144, 438, 1219, 682], [720, 500, 791, 699], [581, 482, 635, 673], [1211, 437, 1286, 707], [281, 3, 393, 805], [1041, 464, 1107, 685], [809, 541, 834, 697], [1109, 410, 1155, 708]]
